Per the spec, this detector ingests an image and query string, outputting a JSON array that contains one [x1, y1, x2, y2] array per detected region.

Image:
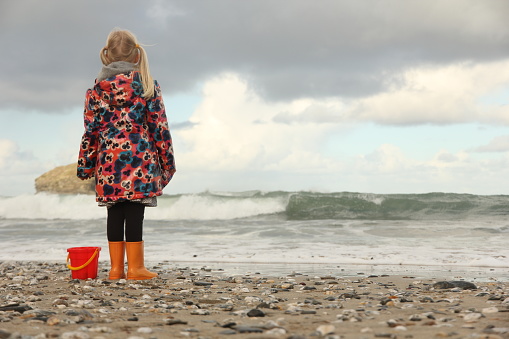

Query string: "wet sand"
[[0, 261, 508, 339]]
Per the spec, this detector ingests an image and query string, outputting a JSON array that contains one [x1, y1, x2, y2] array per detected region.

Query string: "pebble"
[[482, 307, 499, 313], [137, 327, 153, 334], [247, 308, 265, 317], [61, 332, 90, 339], [165, 318, 188, 325], [316, 324, 335, 336], [0, 262, 507, 339], [463, 312, 484, 322], [190, 309, 210, 315], [433, 281, 477, 290], [235, 325, 264, 333]]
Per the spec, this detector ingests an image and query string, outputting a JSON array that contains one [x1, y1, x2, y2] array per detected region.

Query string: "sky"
[[2, 0, 509, 196]]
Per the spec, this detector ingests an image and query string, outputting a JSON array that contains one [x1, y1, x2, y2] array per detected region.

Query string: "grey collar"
[[97, 61, 137, 82]]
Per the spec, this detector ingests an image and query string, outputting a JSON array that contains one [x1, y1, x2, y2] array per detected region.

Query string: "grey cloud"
[[471, 135, 509, 153], [2, 0, 509, 113], [171, 121, 197, 130], [437, 152, 458, 163]]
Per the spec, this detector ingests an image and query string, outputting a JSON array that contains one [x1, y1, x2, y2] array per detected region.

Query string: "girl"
[[77, 29, 176, 280]]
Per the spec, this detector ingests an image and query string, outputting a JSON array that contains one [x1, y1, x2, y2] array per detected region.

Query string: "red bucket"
[[66, 247, 101, 279]]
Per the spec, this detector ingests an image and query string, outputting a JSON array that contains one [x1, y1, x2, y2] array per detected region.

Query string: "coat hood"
[[94, 62, 141, 106], [97, 61, 137, 82]]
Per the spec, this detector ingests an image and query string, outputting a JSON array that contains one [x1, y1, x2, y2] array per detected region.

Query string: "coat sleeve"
[[77, 89, 99, 180], [146, 81, 176, 187]]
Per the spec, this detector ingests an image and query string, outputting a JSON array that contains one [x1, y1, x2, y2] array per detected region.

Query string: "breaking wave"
[[1, 191, 509, 221]]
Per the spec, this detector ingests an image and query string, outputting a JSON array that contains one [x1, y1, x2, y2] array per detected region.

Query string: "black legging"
[[107, 201, 145, 242]]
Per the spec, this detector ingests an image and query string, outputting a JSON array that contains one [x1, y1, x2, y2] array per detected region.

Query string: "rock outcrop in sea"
[[35, 163, 94, 194]]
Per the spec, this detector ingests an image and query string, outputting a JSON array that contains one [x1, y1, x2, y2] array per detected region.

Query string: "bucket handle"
[[66, 248, 100, 271]]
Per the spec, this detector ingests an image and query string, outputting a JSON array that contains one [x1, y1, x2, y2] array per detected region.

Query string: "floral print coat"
[[77, 71, 175, 202]]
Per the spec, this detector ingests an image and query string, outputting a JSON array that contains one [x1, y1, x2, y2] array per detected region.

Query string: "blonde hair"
[[100, 29, 155, 98]]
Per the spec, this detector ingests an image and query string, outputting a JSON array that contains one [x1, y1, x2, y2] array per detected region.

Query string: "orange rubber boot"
[[126, 241, 157, 280], [108, 241, 126, 280]]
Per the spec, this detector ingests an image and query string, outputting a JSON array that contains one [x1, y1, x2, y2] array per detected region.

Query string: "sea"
[[0, 191, 508, 280]]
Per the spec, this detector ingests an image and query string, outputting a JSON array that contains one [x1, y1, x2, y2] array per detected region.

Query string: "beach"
[[0, 261, 508, 339]]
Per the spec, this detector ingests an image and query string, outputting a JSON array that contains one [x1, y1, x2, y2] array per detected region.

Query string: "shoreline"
[[157, 261, 509, 282], [0, 261, 508, 338], [4, 259, 509, 282]]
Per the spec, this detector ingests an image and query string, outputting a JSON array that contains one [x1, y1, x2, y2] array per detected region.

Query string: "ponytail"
[[137, 45, 155, 99], [100, 29, 155, 99]]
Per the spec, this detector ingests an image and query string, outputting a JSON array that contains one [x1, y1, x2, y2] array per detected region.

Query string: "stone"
[[463, 312, 483, 322], [166, 319, 188, 325], [316, 324, 335, 336], [433, 281, 477, 290], [190, 309, 210, 315], [0, 329, 10, 339], [247, 309, 265, 317], [61, 332, 90, 339], [0, 304, 32, 313], [219, 329, 237, 335], [482, 307, 499, 314], [266, 328, 287, 335], [301, 310, 317, 314], [47, 316, 60, 326], [35, 163, 95, 194], [235, 325, 264, 333]]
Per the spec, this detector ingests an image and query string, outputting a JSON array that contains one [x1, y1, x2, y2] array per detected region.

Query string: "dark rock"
[[194, 281, 213, 286], [235, 325, 264, 333], [247, 309, 265, 317], [304, 298, 321, 305], [475, 292, 490, 297], [64, 309, 94, 319], [166, 319, 188, 325], [221, 322, 237, 328], [219, 329, 237, 335], [24, 310, 56, 317], [0, 304, 32, 313], [257, 302, 271, 308], [340, 292, 360, 299], [488, 295, 503, 300], [0, 329, 11, 339], [301, 310, 317, 314], [433, 281, 477, 290], [100, 300, 114, 307]]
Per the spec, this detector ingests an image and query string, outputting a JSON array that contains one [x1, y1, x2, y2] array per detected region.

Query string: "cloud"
[[471, 135, 509, 153], [0, 139, 17, 168], [173, 73, 341, 175], [247, 60, 509, 126], [0, 139, 54, 196], [350, 60, 509, 126], [357, 144, 412, 173], [146, 0, 186, 26], [165, 73, 509, 195], [2, 0, 509, 112], [0, 139, 50, 175]]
